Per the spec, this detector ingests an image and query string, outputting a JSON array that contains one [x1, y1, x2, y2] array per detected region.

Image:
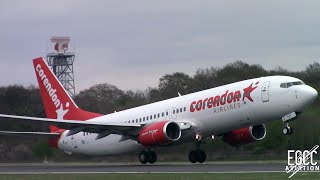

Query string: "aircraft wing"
[[0, 131, 60, 137], [0, 114, 141, 137]]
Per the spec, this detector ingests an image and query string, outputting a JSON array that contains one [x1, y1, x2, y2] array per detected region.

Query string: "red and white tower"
[[46, 37, 76, 97]]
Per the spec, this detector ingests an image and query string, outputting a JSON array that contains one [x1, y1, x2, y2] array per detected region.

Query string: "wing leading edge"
[[0, 114, 141, 138]]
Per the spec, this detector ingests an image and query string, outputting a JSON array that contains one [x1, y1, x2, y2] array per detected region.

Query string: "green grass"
[[0, 173, 319, 180]]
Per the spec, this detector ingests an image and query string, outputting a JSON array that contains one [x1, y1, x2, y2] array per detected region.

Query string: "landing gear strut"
[[139, 150, 157, 164], [283, 123, 293, 135], [188, 136, 207, 163], [282, 112, 298, 135]]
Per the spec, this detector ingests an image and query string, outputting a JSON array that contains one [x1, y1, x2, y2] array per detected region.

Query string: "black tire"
[[289, 127, 293, 135], [189, 150, 197, 163], [283, 126, 290, 135], [139, 151, 149, 164], [149, 151, 157, 164], [196, 150, 206, 163]]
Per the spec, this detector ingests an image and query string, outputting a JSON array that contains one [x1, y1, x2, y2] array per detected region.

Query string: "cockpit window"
[[280, 83, 287, 88], [292, 81, 304, 85], [280, 81, 304, 88]]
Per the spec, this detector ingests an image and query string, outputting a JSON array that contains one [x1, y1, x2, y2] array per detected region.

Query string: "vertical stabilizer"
[[33, 57, 102, 123]]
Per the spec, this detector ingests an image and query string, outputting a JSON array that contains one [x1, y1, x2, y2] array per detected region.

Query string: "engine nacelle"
[[138, 121, 181, 147], [222, 124, 266, 147]]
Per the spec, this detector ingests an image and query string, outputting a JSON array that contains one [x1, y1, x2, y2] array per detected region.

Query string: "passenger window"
[[184, 107, 186, 111], [146, 116, 148, 120], [132, 120, 134, 123], [180, 108, 183, 112], [136, 119, 138, 123], [166, 111, 169, 116], [154, 114, 156, 119], [139, 118, 142, 122], [158, 113, 160, 118], [162, 112, 164, 117], [150, 115, 152, 120], [143, 117, 145, 121], [173, 110, 175, 114]]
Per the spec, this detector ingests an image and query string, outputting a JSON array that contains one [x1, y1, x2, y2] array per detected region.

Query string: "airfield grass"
[[0, 173, 319, 180]]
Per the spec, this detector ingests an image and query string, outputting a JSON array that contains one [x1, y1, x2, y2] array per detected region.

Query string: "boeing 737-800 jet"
[[0, 57, 317, 164]]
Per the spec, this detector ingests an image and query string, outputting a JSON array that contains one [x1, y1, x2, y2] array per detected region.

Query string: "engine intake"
[[222, 124, 266, 147], [138, 121, 181, 147]]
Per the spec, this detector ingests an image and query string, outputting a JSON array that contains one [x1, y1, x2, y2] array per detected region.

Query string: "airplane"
[[0, 57, 317, 164]]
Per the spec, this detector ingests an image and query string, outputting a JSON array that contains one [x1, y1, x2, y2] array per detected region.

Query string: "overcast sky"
[[0, 0, 319, 92]]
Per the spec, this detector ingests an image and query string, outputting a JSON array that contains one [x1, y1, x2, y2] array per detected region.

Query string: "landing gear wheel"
[[189, 150, 207, 163], [139, 151, 149, 164], [149, 151, 157, 164], [189, 150, 197, 163], [283, 126, 292, 135], [139, 150, 157, 164], [196, 150, 206, 163], [288, 127, 293, 135]]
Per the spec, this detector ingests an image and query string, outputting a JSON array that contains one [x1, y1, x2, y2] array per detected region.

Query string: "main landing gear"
[[189, 149, 206, 163], [188, 135, 207, 163], [282, 123, 293, 135], [139, 150, 157, 164]]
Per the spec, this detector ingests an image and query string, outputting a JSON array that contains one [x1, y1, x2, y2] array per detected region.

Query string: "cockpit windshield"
[[280, 81, 305, 88]]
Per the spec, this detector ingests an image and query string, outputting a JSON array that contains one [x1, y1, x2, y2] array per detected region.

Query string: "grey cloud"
[[0, 0, 319, 91]]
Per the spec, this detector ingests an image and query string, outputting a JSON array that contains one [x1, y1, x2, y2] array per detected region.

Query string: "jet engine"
[[138, 121, 181, 147], [222, 124, 266, 146]]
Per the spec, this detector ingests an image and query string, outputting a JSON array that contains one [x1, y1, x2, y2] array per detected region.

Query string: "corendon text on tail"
[[0, 57, 317, 165], [36, 64, 61, 108]]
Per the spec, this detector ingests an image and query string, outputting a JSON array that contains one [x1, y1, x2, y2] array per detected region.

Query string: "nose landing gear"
[[282, 112, 299, 135], [283, 123, 293, 135]]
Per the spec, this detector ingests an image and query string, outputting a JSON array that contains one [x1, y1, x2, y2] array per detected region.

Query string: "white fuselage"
[[58, 76, 317, 155]]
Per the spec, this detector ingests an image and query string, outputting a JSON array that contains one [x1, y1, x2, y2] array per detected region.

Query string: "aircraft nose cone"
[[304, 86, 318, 103]]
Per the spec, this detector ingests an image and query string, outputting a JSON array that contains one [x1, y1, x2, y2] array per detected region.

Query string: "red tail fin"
[[33, 57, 102, 125]]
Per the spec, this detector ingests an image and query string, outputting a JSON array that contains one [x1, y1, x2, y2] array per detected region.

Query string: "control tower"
[[46, 37, 76, 97]]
